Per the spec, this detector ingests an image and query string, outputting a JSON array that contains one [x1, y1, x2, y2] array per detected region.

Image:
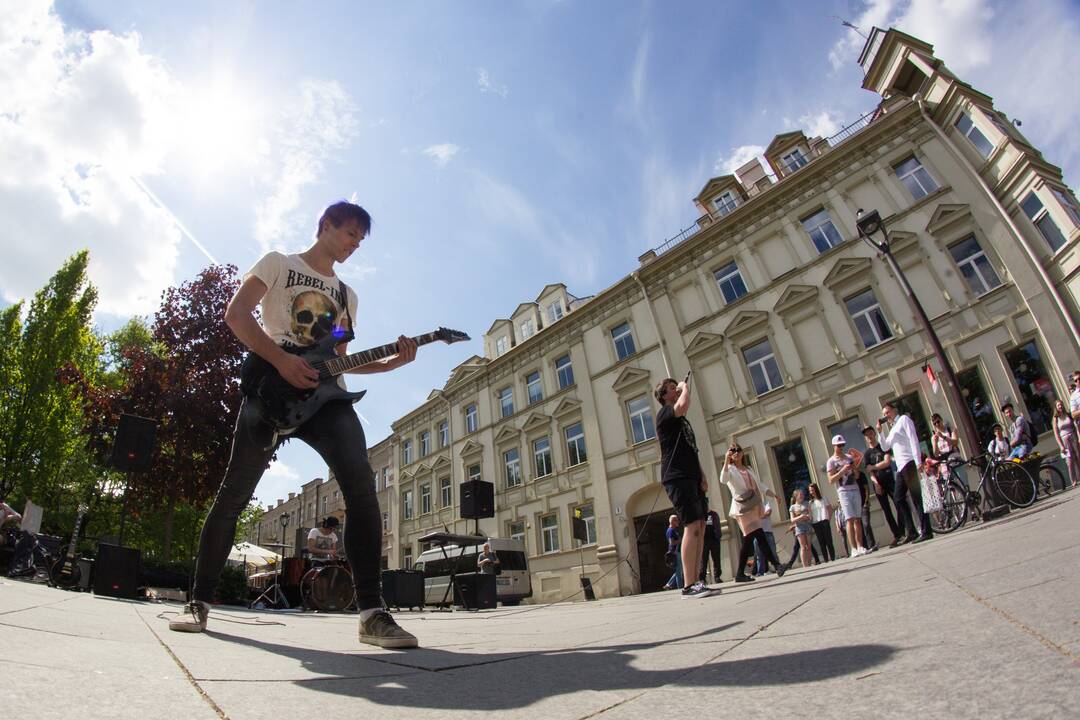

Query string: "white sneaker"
[[849, 549, 859, 559], [169, 601, 209, 633], [680, 581, 717, 598]]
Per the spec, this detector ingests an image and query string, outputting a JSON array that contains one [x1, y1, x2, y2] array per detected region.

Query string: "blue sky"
[[3, 0, 1079, 506]]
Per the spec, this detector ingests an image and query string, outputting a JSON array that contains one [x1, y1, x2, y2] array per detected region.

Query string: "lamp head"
[[855, 208, 884, 238]]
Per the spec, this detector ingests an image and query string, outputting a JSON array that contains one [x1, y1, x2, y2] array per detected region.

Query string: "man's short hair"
[[321, 516, 340, 529], [317, 201, 372, 238], [992, 423, 1003, 432], [1000, 402, 1014, 413], [861, 425, 875, 436], [654, 378, 677, 404], [882, 401, 897, 412]]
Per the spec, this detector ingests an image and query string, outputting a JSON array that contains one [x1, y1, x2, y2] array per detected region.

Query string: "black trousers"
[[811, 520, 836, 561], [699, 541, 722, 582], [737, 528, 780, 577], [786, 532, 821, 566], [894, 461, 931, 540], [873, 476, 903, 540], [193, 398, 383, 609]]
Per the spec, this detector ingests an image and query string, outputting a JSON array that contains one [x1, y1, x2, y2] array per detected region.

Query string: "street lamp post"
[[855, 209, 1007, 515]]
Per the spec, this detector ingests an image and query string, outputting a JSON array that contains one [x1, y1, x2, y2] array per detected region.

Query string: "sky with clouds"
[[2, 0, 1079, 507]]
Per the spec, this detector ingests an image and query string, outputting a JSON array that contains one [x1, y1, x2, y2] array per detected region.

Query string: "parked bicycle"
[[929, 454, 1037, 534], [1032, 452, 1068, 497]]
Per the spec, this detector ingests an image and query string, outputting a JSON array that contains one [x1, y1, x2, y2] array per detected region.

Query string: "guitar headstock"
[[435, 327, 471, 345]]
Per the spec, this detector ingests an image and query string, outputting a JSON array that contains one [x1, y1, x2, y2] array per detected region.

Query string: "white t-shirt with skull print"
[[246, 252, 358, 349]]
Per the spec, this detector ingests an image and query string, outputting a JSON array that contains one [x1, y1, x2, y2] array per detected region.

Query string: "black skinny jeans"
[[193, 398, 382, 609], [699, 541, 722, 583], [737, 528, 781, 577], [894, 461, 931, 539], [811, 520, 835, 561], [872, 475, 902, 540]]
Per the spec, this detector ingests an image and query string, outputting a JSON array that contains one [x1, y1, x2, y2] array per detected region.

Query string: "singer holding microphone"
[[877, 401, 934, 543], [653, 371, 717, 598]]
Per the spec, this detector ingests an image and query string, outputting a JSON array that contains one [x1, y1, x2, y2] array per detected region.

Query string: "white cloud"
[[714, 145, 766, 176], [422, 143, 461, 167], [630, 31, 650, 115], [253, 458, 301, 507], [0, 0, 183, 315], [477, 68, 508, 98], [795, 110, 843, 139], [253, 79, 358, 254]]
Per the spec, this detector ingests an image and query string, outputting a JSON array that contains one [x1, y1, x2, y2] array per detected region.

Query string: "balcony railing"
[[652, 222, 702, 256], [825, 109, 877, 148]]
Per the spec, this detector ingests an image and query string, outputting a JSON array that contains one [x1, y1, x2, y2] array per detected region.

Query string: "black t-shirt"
[[656, 404, 701, 483], [863, 444, 895, 485]]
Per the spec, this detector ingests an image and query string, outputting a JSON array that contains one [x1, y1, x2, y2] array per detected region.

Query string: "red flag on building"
[[924, 364, 940, 394]]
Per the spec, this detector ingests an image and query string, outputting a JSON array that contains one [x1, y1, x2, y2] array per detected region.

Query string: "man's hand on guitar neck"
[[273, 352, 320, 390], [380, 334, 418, 371]]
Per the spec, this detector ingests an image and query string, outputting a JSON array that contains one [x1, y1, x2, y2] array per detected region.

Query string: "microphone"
[[684, 369, 692, 384]]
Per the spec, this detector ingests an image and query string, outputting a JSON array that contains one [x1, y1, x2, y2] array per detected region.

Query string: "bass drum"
[[301, 563, 356, 612]]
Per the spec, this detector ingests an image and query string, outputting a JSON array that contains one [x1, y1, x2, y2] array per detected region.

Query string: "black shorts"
[[663, 476, 707, 525]]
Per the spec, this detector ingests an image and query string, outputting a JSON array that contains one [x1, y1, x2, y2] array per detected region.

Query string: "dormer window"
[[954, 111, 994, 159], [547, 301, 564, 323], [713, 191, 739, 216], [781, 148, 809, 174], [496, 336, 509, 356], [520, 318, 535, 340]]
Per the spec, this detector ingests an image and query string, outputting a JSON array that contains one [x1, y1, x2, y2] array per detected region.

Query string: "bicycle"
[[928, 454, 1037, 534], [1031, 452, 1068, 497]]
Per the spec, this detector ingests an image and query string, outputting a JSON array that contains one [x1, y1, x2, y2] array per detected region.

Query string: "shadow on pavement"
[[203, 622, 896, 710]]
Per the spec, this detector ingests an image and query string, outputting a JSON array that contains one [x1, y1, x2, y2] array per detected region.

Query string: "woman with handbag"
[[721, 443, 786, 582]]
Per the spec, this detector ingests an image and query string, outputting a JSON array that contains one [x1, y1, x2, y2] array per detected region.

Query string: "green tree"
[[0, 251, 100, 507], [236, 501, 265, 545]]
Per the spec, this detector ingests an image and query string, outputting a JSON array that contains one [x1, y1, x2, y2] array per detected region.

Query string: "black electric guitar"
[[50, 504, 89, 589], [240, 327, 470, 432]]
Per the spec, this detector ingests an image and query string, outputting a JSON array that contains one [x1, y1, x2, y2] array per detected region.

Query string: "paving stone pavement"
[[2, 491, 1078, 719]]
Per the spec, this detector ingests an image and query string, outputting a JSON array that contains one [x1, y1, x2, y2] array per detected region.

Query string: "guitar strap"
[[339, 279, 355, 342]]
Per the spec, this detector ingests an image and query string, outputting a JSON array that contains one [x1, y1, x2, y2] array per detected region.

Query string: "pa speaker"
[[109, 414, 158, 473], [94, 544, 141, 599], [381, 569, 425, 610], [454, 572, 496, 610], [460, 480, 494, 519]]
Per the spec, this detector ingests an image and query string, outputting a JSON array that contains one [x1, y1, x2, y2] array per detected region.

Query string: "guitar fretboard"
[[314, 332, 442, 378]]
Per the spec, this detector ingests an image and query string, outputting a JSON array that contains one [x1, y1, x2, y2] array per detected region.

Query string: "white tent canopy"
[[228, 542, 282, 567]]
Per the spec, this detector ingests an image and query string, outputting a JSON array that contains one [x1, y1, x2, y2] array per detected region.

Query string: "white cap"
[[831, 434, 846, 446]]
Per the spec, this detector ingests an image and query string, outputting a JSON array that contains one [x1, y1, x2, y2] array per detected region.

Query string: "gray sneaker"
[[680, 581, 717, 599], [169, 601, 209, 633], [358, 610, 418, 648]]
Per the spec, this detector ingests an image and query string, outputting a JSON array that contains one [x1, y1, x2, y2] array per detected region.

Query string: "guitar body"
[[239, 327, 470, 433], [240, 336, 366, 432], [50, 548, 82, 589]]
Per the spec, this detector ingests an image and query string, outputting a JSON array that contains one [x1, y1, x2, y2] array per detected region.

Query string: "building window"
[[576, 503, 597, 545], [1051, 187, 1080, 228], [420, 483, 431, 514], [547, 301, 564, 323], [893, 155, 939, 200], [520, 318, 535, 340], [714, 261, 748, 304], [772, 437, 812, 505], [801, 208, 844, 253], [782, 147, 809, 174], [419, 431, 430, 457], [534, 437, 553, 477], [508, 519, 526, 543], [438, 420, 449, 448], [955, 111, 994, 159], [713, 191, 739, 216], [439, 476, 451, 507], [402, 440, 413, 465], [495, 335, 509, 356], [1004, 341, 1055, 437], [627, 395, 656, 444], [526, 371, 543, 405], [845, 288, 893, 348], [402, 549, 412, 570], [468, 464, 481, 483], [499, 387, 515, 418], [540, 513, 560, 553], [381, 467, 389, 490], [402, 489, 413, 520], [465, 403, 478, 433], [611, 322, 636, 360], [1021, 192, 1066, 251], [565, 422, 587, 466], [504, 448, 522, 488], [957, 366, 998, 446], [322, 496, 327, 514], [949, 235, 1001, 297], [743, 339, 783, 396], [555, 354, 575, 389], [382, 511, 389, 531]]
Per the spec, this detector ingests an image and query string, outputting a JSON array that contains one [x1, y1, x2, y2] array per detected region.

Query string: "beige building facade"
[[262, 28, 1080, 602]]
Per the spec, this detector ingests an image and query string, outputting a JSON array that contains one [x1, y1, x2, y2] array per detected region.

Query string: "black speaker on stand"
[[94, 543, 141, 599], [459, 479, 494, 535], [109, 414, 158, 547]]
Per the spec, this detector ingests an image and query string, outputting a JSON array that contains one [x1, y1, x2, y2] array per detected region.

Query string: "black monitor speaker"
[[109, 414, 158, 473], [460, 479, 494, 519], [94, 544, 141, 599], [454, 572, 496, 610]]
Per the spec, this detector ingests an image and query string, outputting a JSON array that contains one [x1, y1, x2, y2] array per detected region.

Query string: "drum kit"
[[250, 542, 356, 613]]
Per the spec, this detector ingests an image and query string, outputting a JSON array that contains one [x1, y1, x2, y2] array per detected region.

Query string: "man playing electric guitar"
[[170, 200, 419, 648]]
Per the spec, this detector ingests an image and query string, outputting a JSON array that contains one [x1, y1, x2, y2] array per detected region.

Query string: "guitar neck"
[[319, 332, 442, 377]]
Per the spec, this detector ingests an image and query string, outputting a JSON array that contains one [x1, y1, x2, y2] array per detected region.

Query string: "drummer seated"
[[307, 516, 340, 564]]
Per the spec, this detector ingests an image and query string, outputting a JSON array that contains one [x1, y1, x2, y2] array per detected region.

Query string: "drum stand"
[[251, 521, 291, 609]]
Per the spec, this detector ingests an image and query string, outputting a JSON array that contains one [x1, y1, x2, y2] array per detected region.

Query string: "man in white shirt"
[[307, 516, 340, 562], [877, 401, 934, 543]]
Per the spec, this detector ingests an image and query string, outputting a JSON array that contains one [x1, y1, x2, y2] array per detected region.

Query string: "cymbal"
[[261, 542, 291, 548]]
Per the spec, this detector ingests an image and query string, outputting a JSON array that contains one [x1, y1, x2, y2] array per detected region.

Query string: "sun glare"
[[178, 77, 261, 179]]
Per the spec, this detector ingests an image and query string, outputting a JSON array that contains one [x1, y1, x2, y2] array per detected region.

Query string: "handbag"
[[664, 550, 677, 569], [734, 488, 757, 504], [919, 471, 944, 513]]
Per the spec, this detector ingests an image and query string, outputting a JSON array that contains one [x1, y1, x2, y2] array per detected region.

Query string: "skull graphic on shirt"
[[290, 291, 337, 345]]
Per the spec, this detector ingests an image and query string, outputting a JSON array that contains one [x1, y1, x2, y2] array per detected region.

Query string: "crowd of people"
[[656, 368, 1080, 592]]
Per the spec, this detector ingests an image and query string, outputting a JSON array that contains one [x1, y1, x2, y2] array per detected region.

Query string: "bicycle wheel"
[[1038, 463, 1068, 495], [929, 478, 968, 533], [992, 461, 1037, 508]]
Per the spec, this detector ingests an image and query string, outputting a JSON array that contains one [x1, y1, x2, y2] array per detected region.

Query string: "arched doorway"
[[625, 484, 674, 594]]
